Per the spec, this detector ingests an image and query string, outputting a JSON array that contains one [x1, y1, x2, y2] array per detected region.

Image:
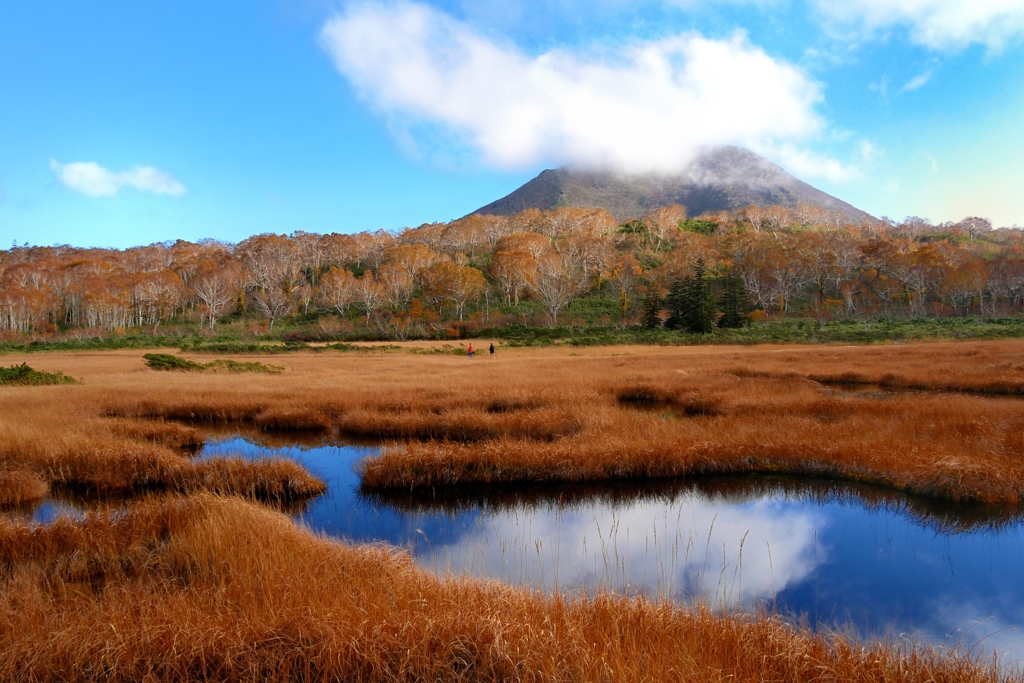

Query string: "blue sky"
[[2, 0, 1024, 249]]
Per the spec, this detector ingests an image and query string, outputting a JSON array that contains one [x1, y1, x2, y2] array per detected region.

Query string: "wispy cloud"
[[899, 70, 934, 93], [859, 140, 881, 163], [869, 75, 890, 103], [321, 1, 850, 180], [815, 0, 1024, 51], [49, 160, 186, 198]]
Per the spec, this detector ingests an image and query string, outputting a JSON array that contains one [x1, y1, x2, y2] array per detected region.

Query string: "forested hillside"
[[2, 204, 1022, 342]]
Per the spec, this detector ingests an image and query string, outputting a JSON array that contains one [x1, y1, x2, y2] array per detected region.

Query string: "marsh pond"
[[26, 430, 1024, 663]]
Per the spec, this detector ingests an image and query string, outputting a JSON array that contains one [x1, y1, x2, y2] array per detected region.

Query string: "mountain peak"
[[472, 146, 871, 223]]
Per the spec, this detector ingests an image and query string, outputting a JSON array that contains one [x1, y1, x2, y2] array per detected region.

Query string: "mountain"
[[472, 146, 872, 223]]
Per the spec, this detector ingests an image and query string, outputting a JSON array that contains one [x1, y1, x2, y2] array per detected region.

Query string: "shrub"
[[0, 363, 79, 386], [143, 354, 284, 374]]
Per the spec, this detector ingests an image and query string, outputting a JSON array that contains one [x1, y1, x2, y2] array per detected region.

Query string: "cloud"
[[899, 70, 934, 93], [49, 160, 186, 198], [321, 1, 844, 178], [816, 0, 1024, 51], [869, 75, 890, 103], [768, 144, 859, 182], [665, 0, 779, 7], [859, 140, 881, 162]]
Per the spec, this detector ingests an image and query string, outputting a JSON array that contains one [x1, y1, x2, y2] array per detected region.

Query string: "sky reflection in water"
[[192, 435, 1024, 661]]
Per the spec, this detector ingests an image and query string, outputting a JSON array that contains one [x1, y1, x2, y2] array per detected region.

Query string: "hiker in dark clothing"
[[489, 342, 495, 357]]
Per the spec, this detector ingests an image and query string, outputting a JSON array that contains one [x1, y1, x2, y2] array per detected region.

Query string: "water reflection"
[[409, 487, 824, 608], [364, 476, 1024, 535], [1, 494, 90, 525]]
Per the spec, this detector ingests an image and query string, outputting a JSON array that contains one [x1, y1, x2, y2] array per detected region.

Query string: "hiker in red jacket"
[[467, 343, 475, 358]]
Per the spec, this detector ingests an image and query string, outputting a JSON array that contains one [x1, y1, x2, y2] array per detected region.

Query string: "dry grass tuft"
[[106, 417, 206, 452], [0, 467, 48, 507], [179, 457, 327, 503], [0, 493, 1004, 682], [254, 407, 333, 432]]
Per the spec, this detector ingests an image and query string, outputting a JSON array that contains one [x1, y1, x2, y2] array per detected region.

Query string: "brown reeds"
[[1, 345, 1022, 680], [0, 467, 47, 507], [177, 456, 326, 503], [0, 356, 325, 502], [106, 417, 207, 451], [0, 493, 1003, 682], [718, 340, 1024, 396], [57, 341, 1024, 505], [358, 382, 1024, 504]]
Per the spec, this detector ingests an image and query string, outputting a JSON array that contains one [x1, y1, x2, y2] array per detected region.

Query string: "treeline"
[[2, 204, 1023, 340]]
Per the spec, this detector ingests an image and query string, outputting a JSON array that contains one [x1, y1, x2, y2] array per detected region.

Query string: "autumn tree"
[[357, 230, 395, 271], [190, 260, 239, 329], [320, 233, 360, 271], [958, 216, 993, 243], [377, 261, 416, 310], [237, 234, 303, 296], [132, 270, 182, 326], [319, 266, 359, 317], [761, 206, 792, 237], [533, 255, 577, 326], [495, 232, 551, 260], [383, 244, 437, 280], [421, 260, 485, 319], [489, 249, 536, 306], [249, 284, 291, 329], [740, 205, 769, 233], [356, 272, 382, 323], [606, 254, 643, 318], [645, 204, 687, 250], [292, 231, 328, 285], [556, 234, 613, 295], [442, 216, 487, 257], [763, 235, 812, 312], [477, 214, 513, 248], [940, 256, 990, 315], [989, 257, 1024, 311], [4, 202, 1024, 338]]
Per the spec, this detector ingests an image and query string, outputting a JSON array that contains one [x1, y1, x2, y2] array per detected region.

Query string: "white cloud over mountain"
[[816, 0, 1024, 51], [321, 1, 849, 179], [49, 160, 186, 198]]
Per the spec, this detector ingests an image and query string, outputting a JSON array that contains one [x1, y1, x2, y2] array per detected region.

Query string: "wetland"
[[3, 341, 1024, 681]]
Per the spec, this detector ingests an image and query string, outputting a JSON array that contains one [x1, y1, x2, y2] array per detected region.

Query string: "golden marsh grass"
[[0, 493, 1004, 682], [2, 342, 1023, 680]]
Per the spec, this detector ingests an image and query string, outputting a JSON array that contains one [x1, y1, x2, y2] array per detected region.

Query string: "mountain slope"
[[473, 146, 871, 223]]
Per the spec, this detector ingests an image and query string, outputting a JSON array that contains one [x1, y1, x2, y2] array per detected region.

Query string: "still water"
[[200, 432, 1024, 662]]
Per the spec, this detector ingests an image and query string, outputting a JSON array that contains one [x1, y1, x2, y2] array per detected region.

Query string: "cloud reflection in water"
[[412, 493, 825, 607]]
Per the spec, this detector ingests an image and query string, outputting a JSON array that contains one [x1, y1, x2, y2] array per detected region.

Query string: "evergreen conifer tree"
[[667, 259, 717, 333], [684, 258, 717, 334], [666, 278, 687, 330], [718, 270, 749, 329], [642, 291, 662, 329]]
